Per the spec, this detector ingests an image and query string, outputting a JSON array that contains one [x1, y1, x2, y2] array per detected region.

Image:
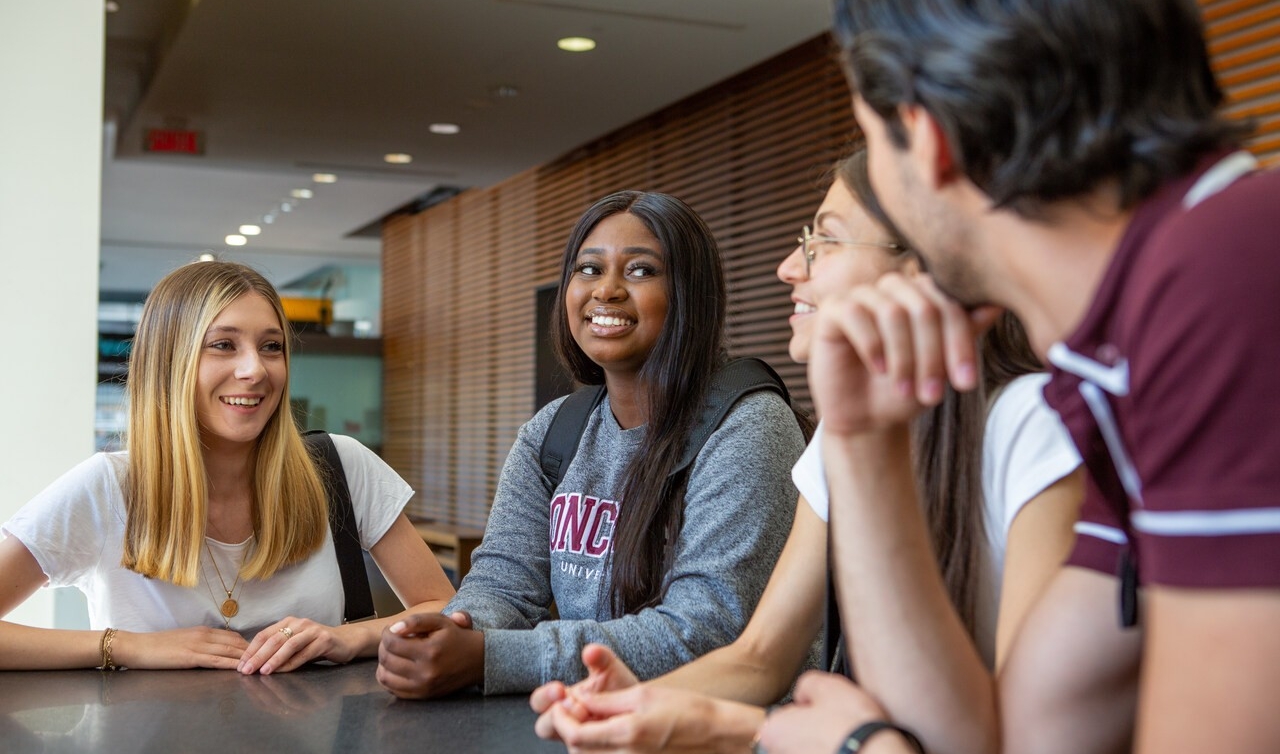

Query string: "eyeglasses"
[[797, 225, 906, 278]]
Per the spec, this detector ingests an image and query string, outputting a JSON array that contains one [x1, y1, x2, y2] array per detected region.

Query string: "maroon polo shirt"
[[1044, 151, 1280, 590]]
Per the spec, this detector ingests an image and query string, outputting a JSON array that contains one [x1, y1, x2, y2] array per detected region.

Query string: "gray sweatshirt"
[[445, 390, 804, 694]]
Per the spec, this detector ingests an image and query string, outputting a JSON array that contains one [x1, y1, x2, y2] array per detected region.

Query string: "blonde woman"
[[0, 261, 453, 673]]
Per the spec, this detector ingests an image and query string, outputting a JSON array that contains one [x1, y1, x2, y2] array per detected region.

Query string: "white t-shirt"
[[792, 373, 1080, 667], [2, 434, 410, 636]]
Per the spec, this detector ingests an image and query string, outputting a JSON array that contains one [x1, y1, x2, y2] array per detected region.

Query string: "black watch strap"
[[838, 721, 926, 754]]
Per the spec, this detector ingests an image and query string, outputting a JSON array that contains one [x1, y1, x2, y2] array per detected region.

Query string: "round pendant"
[[220, 598, 239, 618]]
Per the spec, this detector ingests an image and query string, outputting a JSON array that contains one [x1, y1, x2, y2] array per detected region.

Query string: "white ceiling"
[[101, 0, 835, 294]]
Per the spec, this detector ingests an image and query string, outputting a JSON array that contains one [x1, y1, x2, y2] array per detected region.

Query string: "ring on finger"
[[279, 627, 293, 639]]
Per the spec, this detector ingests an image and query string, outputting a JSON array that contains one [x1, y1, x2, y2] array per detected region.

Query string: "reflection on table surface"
[[0, 659, 564, 753]]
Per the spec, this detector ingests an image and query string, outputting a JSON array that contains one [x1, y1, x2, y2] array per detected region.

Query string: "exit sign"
[[145, 128, 203, 155]]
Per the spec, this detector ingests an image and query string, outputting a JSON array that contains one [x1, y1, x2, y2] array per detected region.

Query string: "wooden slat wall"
[[385, 14, 1279, 529], [384, 36, 855, 527], [1204, 0, 1280, 164]]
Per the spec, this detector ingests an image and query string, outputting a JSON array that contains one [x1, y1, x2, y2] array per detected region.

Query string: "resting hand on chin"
[[808, 272, 1000, 438]]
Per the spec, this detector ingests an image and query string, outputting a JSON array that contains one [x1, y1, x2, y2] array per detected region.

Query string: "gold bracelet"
[[98, 627, 118, 671]]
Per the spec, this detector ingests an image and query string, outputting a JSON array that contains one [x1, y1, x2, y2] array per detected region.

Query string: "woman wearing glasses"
[[530, 148, 1084, 752]]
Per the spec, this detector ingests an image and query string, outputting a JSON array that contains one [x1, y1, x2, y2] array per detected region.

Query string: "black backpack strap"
[[539, 385, 607, 490], [303, 430, 376, 623], [672, 357, 789, 476], [823, 524, 850, 678], [538, 359, 791, 488]]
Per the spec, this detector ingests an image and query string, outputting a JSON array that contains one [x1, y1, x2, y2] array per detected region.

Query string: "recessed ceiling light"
[[198, 252, 216, 262], [384, 153, 413, 164], [312, 173, 337, 183], [263, 213, 275, 224], [225, 234, 247, 247], [239, 224, 261, 236], [280, 202, 293, 213], [290, 188, 314, 199], [105, 1, 120, 12], [429, 123, 461, 135], [557, 36, 596, 52]]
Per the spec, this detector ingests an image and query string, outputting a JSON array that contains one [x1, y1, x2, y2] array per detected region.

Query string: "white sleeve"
[[791, 421, 829, 523], [328, 434, 414, 550], [1, 453, 125, 588], [982, 374, 1082, 537]]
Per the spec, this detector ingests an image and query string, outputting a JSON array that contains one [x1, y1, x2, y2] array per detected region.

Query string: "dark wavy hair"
[[833, 0, 1243, 217], [551, 190, 728, 617]]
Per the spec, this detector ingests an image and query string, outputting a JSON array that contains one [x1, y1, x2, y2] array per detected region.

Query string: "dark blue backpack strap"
[[539, 385, 607, 490], [303, 430, 376, 623]]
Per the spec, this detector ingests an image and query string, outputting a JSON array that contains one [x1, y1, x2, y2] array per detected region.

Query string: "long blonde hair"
[[122, 261, 328, 586]]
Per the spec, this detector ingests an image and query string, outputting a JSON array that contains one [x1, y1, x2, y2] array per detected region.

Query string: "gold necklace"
[[204, 540, 244, 624], [200, 572, 233, 630]]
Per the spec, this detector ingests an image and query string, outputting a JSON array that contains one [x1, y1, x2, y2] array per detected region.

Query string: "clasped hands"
[[531, 644, 761, 754], [529, 645, 899, 754], [377, 610, 485, 698]]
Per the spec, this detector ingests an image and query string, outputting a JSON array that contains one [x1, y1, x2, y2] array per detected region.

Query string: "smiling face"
[[776, 177, 911, 364], [194, 292, 287, 449], [564, 212, 670, 381]]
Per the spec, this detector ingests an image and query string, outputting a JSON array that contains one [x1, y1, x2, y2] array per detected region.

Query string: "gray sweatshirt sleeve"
[[473, 392, 805, 694], [442, 399, 564, 631]]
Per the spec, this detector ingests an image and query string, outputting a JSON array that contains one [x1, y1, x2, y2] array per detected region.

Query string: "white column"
[[0, 3, 104, 627]]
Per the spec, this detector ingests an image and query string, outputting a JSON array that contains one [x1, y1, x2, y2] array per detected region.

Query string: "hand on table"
[[376, 611, 483, 699], [808, 272, 1000, 437], [532, 644, 640, 739], [238, 617, 357, 675], [759, 671, 895, 754], [114, 626, 248, 670]]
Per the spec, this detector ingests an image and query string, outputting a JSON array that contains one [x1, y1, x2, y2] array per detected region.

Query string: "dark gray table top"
[[0, 660, 565, 753]]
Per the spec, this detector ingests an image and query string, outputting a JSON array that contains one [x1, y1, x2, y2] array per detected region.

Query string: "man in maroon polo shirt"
[[758, 1, 1280, 754]]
